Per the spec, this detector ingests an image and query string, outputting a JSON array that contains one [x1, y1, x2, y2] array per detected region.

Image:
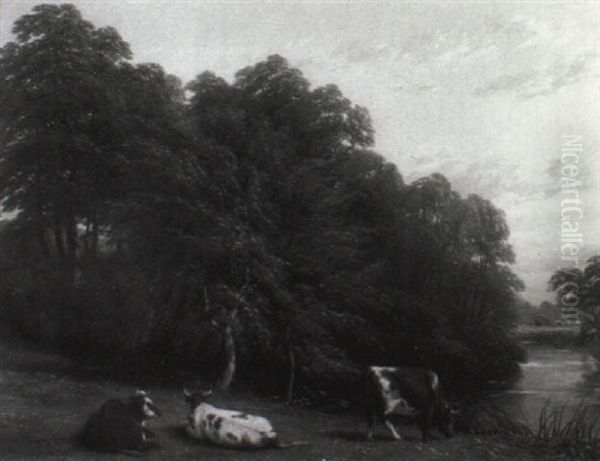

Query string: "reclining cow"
[[184, 388, 306, 449], [77, 389, 161, 456], [365, 366, 457, 442]]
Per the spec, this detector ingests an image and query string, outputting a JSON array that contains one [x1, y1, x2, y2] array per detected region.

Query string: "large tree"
[[0, 4, 133, 278], [166, 55, 525, 397], [0, 5, 526, 399], [0, 4, 188, 280]]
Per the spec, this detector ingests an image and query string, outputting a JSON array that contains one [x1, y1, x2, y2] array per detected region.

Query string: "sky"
[[1, 0, 599, 304]]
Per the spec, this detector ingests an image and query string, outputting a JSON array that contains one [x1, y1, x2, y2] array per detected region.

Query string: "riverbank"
[[484, 337, 600, 460], [0, 337, 558, 461], [516, 325, 581, 348]]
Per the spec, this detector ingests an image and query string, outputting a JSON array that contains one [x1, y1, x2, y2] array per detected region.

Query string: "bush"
[[425, 327, 525, 397]]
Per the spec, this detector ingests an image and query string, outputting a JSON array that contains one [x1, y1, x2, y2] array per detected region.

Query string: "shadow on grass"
[[1, 337, 201, 391], [163, 424, 196, 444], [0, 434, 75, 459], [325, 429, 422, 443]]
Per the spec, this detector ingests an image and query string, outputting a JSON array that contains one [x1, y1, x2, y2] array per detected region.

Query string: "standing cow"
[[365, 367, 457, 442], [78, 389, 161, 455], [184, 389, 306, 449]]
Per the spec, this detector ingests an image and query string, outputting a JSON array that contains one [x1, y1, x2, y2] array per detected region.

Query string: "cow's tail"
[[74, 422, 91, 448], [274, 439, 310, 449]]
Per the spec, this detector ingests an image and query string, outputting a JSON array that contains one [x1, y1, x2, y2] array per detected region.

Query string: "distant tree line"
[[550, 256, 600, 352], [0, 4, 525, 401]]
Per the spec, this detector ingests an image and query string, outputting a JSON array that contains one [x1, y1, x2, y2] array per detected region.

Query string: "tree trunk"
[[35, 225, 51, 258], [64, 212, 78, 284], [217, 270, 251, 390], [218, 322, 236, 390], [90, 220, 99, 260], [82, 217, 99, 262], [53, 217, 65, 261], [285, 347, 295, 404]]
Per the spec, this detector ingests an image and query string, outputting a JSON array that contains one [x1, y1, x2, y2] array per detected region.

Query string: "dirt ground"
[[0, 338, 546, 461]]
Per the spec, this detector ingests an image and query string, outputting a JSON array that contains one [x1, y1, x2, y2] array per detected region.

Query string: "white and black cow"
[[184, 389, 305, 449], [365, 367, 456, 442], [78, 389, 161, 456]]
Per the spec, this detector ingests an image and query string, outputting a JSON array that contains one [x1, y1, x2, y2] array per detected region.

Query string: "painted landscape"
[[1, 2, 598, 460]]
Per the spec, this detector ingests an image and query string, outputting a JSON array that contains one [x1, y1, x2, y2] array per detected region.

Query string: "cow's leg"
[[421, 402, 435, 442], [143, 427, 158, 442], [421, 422, 431, 442], [142, 428, 160, 449], [366, 418, 374, 440], [384, 418, 401, 440], [366, 408, 376, 440]]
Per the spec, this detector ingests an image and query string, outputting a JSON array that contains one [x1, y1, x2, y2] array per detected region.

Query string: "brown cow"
[[78, 390, 161, 456], [365, 367, 457, 442]]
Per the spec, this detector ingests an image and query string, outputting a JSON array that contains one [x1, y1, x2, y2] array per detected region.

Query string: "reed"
[[464, 399, 600, 460], [530, 400, 600, 460]]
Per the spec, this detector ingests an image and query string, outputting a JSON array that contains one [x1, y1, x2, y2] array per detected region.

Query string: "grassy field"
[[0, 337, 573, 461]]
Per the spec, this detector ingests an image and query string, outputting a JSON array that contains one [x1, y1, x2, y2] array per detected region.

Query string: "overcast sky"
[[1, 0, 599, 304]]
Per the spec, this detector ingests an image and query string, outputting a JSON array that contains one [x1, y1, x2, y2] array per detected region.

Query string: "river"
[[493, 342, 600, 424]]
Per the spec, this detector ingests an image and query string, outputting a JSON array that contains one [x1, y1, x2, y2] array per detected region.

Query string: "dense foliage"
[[550, 256, 600, 354], [0, 4, 525, 401]]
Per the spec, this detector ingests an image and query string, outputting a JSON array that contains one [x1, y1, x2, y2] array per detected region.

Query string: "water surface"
[[494, 343, 600, 424]]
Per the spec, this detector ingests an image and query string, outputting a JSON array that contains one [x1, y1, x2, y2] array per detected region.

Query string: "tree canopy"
[[0, 4, 525, 400]]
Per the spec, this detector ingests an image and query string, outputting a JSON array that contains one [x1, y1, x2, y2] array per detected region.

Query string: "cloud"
[[334, 40, 391, 63], [474, 70, 540, 96], [550, 56, 588, 90], [544, 154, 594, 198], [473, 54, 591, 99]]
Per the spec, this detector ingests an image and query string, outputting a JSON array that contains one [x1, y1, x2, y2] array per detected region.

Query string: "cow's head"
[[131, 389, 161, 420], [437, 402, 459, 438], [183, 388, 213, 411]]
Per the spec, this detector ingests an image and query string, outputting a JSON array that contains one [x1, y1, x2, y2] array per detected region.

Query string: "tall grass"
[[464, 399, 600, 460], [532, 400, 600, 460], [457, 400, 531, 437]]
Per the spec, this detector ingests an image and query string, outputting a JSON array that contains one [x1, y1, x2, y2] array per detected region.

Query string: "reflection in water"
[[492, 344, 600, 424]]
